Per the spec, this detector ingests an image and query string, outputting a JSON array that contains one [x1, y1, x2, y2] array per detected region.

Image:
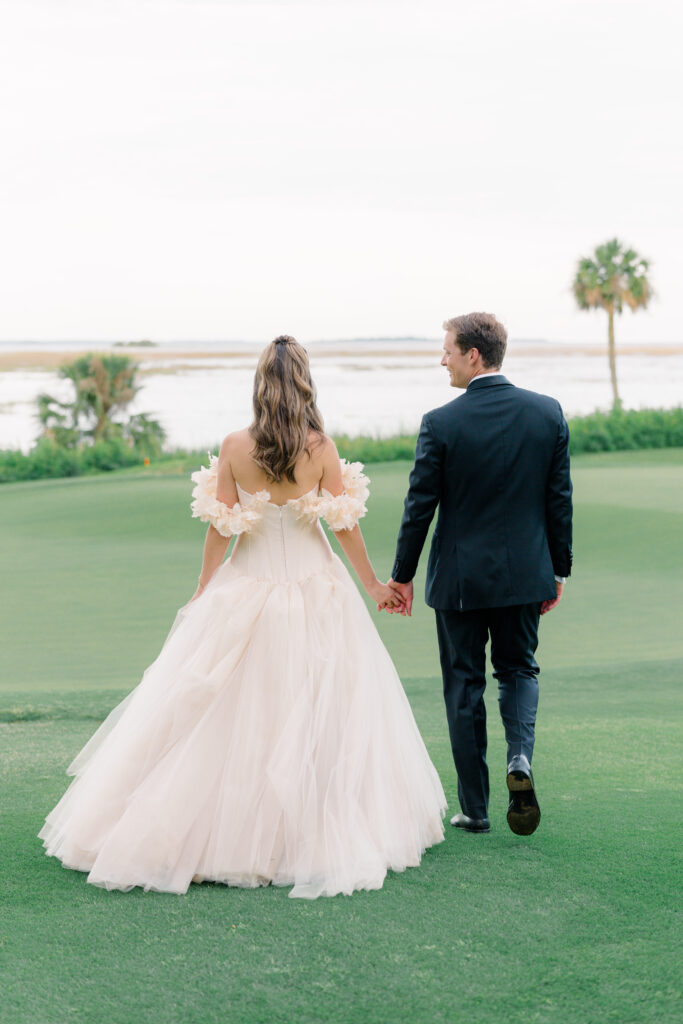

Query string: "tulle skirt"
[[39, 556, 446, 898]]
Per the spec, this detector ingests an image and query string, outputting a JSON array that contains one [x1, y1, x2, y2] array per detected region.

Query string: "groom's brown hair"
[[443, 312, 507, 369]]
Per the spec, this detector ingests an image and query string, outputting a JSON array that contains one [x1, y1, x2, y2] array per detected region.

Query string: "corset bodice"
[[230, 483, 337, 584]]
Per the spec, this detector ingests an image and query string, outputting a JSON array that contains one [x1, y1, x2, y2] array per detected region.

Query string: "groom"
[[387, 313, 572, 836]]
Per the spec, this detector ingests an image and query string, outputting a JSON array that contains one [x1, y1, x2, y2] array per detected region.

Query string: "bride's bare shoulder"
[[309, 432, 337, 462], [219, 429, 252, 455], [316, 433, 345, 491], [310, 431, 336, 450]]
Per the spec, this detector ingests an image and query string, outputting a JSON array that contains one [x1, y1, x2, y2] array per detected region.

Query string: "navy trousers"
[[435, 604, 541, 820]]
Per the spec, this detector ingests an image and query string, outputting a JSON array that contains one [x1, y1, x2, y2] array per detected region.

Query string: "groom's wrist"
[[554, 575, 567, 584]]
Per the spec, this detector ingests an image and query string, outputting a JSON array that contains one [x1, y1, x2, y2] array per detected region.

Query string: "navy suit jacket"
[[391, 376, 573, 611]]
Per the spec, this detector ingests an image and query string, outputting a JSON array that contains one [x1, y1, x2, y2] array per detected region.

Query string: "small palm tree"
[[572, 239, 652, 408], [36, 353, 163, 450], [61, 354, 139, 440]]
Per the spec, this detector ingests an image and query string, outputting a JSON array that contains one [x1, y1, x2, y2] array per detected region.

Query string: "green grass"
[[1, 450, 681, 1023]]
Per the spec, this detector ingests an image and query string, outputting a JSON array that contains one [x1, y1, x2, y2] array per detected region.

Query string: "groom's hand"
[[388, 578, 413, 617], [540, 581, 564, 615]]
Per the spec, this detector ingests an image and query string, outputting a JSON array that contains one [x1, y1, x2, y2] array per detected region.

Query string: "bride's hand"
[[367, 579, 406, 613], [189, 584, 205, 603]]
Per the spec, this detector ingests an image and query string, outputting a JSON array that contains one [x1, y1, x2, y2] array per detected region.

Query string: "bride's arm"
[[319, 439, 404, 611], [190, 437, 239, 601], [193, 525, 230, 595], [331, 524, 402, 609]]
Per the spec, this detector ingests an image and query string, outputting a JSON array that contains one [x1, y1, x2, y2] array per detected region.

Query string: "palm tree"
[[572, 239, 652, 408], [61, 354, 139, 440], [36, 353, 162, 448]]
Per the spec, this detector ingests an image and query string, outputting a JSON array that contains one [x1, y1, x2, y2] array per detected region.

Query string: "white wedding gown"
[[39, 464, 446, 898]]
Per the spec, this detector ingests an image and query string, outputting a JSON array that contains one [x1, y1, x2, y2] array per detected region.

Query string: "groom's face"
[[442, 331, 473, 389]]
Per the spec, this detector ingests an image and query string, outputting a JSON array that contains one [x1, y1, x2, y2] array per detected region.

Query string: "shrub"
[[80, 439, 142, 473], [333, 434, 420, 463], [0, 439, 143, 483], [568, 407, 683, 454], [27, 440, 82, 479], [0, 440, 81, 482]]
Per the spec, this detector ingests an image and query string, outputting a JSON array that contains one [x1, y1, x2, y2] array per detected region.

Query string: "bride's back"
[[225, 427, 330, 504]]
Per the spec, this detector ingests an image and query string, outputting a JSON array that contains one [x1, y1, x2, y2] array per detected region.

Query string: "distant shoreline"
[[2, 342, 683, 373]]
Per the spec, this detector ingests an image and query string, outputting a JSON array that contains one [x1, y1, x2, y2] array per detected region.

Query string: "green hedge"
[[2, 407, 682, 483], [333, 434, 419, 463], [567, 406, 683, 453], [0, 438, 143, 483]]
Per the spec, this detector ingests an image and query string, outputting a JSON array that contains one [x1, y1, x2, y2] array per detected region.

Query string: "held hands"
[[386, 578, 413, 616], [366, 578, 407, 614], [371, 577, 413, 617]]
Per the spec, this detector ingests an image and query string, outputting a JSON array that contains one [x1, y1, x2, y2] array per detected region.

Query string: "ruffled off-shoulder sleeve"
[[190, 454, 269, 538], [290, 459, 370, 531]]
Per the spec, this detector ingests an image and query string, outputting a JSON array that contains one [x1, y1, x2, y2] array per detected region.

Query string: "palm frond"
[[572, 238, 652, 315]]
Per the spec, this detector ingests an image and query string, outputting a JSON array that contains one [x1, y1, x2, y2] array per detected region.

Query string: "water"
[[1, 339, 681, 452]]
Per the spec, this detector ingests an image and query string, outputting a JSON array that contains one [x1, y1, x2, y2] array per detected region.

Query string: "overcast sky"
[[1, 0, 680, 343]]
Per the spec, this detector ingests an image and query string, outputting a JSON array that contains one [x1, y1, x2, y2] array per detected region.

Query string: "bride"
[[39, 335, 446, 899]]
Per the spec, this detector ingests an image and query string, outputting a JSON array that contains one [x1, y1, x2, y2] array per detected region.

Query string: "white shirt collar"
[[468, 371, 506, 383]]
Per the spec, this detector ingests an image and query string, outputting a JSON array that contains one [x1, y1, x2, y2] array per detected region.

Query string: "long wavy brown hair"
[[249, 336, 325, 483]]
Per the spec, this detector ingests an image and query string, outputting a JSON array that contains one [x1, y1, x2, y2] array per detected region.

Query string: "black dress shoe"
[[450, 813, 490, 833], [506, 754, 540, 836]]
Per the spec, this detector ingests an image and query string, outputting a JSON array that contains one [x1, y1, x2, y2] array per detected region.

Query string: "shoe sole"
[[452, 822, 490, 834], [506, 770, 540, 836]]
